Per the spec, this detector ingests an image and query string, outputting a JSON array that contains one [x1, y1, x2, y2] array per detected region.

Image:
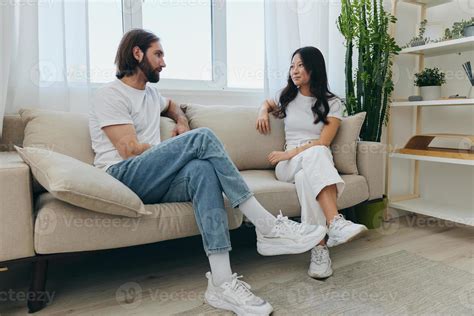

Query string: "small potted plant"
[[463, 20, 474, 37], [405, 19, 430, 48], [414, 67, 446, 100]]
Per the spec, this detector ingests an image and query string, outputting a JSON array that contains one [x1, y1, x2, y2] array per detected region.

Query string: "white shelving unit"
[[389, 152, 474, 166], [387, 0, 474, 226], [390, 198, 474, 226], [392, 99, 474, 107], [400, 37, 474, 56]]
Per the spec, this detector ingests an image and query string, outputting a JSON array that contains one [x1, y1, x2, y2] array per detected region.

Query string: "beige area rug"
[[175, 251, 474, 315]]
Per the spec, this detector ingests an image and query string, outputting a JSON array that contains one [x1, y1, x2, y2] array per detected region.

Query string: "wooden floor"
[[0, 215, 473, 316]]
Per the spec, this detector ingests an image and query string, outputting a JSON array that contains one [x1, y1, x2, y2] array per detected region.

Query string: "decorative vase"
[[420, 86, 441, 101]]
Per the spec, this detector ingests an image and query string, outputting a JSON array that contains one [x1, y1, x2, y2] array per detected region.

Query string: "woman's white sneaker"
[[308, 245, 333, 279], [204, 272, 273, 316], [326, 214, 368, 247], [256, 211, 327, 256]]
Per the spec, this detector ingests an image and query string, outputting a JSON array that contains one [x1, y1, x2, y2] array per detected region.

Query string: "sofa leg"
[[28, 259, 50, 313]]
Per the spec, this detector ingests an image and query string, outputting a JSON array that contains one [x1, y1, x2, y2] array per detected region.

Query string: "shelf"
[[400, 37, 474, 56], [389, 197, 473, 226], [390, 151, 474, 165], [391, 99, 474, 107], [400, 0, 453, 8]]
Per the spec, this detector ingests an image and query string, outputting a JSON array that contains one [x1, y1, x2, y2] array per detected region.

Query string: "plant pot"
[[420, 86, 441, 101], [355, 196, 388, 229], [463, 25, 474, 37]]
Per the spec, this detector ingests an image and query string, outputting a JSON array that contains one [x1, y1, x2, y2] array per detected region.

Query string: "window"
[[88, 0, 124, 83], [38, 0, 265, 90], [226, 0, 264, 89], [142, 0, 213, 81], [38, 0, 123, 84]]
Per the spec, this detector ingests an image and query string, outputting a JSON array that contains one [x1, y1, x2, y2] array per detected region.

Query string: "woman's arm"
[[286, 117, 342, 159], [256, 99, 279, 134]]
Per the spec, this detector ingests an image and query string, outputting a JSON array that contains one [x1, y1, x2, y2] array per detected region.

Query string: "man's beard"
[[138, 56, 160, 83]]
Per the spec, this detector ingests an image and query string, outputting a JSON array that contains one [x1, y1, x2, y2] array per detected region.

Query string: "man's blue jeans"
[[106, 127, 253, 255]]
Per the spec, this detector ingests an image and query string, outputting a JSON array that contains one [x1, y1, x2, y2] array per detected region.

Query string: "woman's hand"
[[268, 151, 291, 165], [256, 110, 271, 134]]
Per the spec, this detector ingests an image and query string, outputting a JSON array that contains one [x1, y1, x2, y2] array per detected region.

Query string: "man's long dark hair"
[[273, 46, 338, 125], [115, 29, 160, 79]]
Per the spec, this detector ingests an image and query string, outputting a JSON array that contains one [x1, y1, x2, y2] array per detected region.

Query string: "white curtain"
[[264, 0, 346, 100], [0, 0, 94, 138]]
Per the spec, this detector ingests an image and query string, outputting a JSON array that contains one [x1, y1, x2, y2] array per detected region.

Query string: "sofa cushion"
[[330, 112, 366, 175], [18, 108, 176, 194], [240, 170, 369, 218], [182, 104, 285, 170], [33, 193, 243, 254], [0, 152, 35, 262], [15, 146, 149, 218], [20, 108, 95, 164]]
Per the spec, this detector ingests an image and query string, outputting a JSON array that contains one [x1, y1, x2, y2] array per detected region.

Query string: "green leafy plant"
[[414, 67, 446, 87], [337, 0, 401, 142], [404, 19, 430, 48], [441, 18, 474, 41]]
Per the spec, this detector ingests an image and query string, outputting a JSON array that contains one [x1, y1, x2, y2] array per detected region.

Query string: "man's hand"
[[171, 118, 191, 137], [268, 151, 291, 166]]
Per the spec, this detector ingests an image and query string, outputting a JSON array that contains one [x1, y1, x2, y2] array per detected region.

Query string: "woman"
[[256, 46, 367, 279]]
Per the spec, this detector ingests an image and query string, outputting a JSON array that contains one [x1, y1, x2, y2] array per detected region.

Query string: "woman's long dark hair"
[[273, 46, 338, 125]]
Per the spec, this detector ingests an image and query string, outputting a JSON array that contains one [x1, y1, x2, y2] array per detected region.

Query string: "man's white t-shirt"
[[89, 79, 169, 171], [273, 90, 344, 147]]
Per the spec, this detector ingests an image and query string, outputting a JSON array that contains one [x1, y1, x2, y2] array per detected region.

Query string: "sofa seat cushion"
[[34, 193, 243, 254], [240, 170, 369, 218]]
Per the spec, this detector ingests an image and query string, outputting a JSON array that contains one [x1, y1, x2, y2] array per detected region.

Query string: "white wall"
[[388, 0, 474, 216]]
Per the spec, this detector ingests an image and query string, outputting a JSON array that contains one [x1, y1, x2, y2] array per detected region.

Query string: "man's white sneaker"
[[256, 211, 327, 256], [308, 245, 333, 279], [204, 272, 273, 316], [326, 214, 367, 247]]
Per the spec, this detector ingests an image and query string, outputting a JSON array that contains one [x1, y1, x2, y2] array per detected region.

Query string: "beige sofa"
[[0, 104, 384, 312]]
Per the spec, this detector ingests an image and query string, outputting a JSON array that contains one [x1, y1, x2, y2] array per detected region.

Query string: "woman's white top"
[[273, 90, 344, 147]]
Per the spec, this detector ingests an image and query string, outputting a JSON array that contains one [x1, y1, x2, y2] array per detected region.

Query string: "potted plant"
[[414, 67, 446, 101], [338, 0, 400, 228], [405, 19, 430, 48], [441, 18, 474, 40]]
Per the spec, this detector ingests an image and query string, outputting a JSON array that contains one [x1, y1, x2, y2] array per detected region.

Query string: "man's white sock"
[[239, 196, 276, 235], [208, 252, 233, 286]]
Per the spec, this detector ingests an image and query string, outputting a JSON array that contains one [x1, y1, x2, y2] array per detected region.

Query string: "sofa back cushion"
[[20, 108, 95, 165], [330, 112, 366, 175], [182, 104, 285, 170], [19, 108, 177, 164]]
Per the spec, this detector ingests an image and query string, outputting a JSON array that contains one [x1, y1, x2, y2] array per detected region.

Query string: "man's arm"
[[161, 99, 190, 136], [102, 124, 151, 160]]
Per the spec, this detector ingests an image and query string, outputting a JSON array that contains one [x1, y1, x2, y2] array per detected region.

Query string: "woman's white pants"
[[275, 145, 345, 226]]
